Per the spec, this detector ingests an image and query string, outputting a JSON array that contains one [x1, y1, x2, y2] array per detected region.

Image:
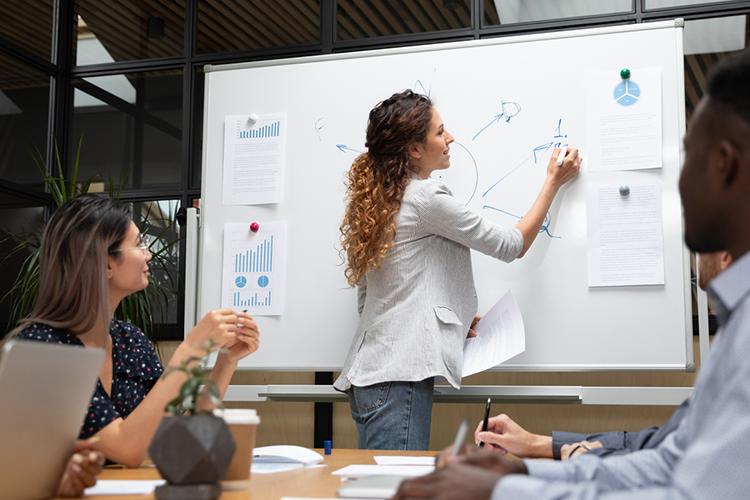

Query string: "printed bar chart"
[[223, 221, 286, 315], [233, 235, 273, 273], [232, 291, 272, 307], [238, 121, 280, 139]]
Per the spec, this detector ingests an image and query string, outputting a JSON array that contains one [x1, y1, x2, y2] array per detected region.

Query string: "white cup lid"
[[213, 408, 261, 424]]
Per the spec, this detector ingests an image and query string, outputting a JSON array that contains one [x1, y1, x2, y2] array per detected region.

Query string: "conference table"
[[58, 449, 438, 500]]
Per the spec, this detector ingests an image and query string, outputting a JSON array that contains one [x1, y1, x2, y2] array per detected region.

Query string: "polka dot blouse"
[[17, 320, 164, 439]]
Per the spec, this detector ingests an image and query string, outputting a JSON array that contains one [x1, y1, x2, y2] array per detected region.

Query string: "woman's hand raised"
[[222, 312, 260, 363], [546, 146, 582, 189], [186, 309, 240, 348]]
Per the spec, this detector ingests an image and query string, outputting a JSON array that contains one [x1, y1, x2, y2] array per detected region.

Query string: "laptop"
[[0, 339, 104, 500]]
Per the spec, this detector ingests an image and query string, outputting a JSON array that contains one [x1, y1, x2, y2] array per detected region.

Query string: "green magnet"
[[620, 68, 631, 79]]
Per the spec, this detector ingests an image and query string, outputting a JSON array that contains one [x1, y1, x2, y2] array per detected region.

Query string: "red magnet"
[[250, 222, 260, 232]]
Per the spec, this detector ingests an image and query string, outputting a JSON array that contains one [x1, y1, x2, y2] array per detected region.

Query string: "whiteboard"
[[198, 20, 692, 372]]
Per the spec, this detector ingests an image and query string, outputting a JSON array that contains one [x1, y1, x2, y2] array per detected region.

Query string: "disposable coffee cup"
[[213, 409, 260, 490]]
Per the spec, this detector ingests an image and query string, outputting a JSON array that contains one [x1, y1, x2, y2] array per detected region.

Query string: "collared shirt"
[[493, 250, 750, 499], [550, 399, 689, 459], [17, 320, 163, 439], [334, 172, 522, 391]]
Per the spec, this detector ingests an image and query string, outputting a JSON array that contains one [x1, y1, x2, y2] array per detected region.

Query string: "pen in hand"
[[451, 419, 470, 458], [478, 398, 491, 448], [556, 146, 567, 166]]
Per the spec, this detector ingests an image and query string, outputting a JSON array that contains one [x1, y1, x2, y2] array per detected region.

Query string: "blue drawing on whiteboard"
[[482, 206, 559, 238], [482, 140, 560, 198], [553, 119, 567, 139], [479, 119, 569, 239], [336, 144, 364, 154], [472, 101, 522, 141], [414, 68, 437, 97], [257, 275, 269, 288], [614, 80, 640, 106], [483, 119, 567, 198], [235, 276, 247, 288]]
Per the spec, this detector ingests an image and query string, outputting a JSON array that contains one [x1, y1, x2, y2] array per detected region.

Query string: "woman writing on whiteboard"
[[7, 194, 260, 467], [334, 90, 581, 450]]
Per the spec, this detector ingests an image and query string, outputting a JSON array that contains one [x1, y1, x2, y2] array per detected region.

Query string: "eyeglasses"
[[111, 235, 150, 256]]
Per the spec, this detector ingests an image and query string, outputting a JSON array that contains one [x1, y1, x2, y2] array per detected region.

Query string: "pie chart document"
[[222, 221, 287, 315], [587, 67, 662, 172]]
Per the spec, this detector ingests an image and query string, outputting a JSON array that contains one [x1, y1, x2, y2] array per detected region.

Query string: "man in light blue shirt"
[[394, 47, 750, 500]]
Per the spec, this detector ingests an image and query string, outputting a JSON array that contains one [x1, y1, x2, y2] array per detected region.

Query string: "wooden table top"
[[55, 449, 437, 500]]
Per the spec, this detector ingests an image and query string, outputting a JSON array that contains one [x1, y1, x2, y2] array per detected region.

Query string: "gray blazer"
[[334, 172, 523, 391]]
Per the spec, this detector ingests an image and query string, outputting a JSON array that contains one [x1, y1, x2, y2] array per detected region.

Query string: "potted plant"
[[148, 340, 236, 500]]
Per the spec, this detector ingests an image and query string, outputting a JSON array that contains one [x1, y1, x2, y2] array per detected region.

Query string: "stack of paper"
[[332, 464, 435, 479], [252, 445, 325, 474]]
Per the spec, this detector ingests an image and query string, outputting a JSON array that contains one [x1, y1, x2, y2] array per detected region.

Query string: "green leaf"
[[180, 378, 200, 400]]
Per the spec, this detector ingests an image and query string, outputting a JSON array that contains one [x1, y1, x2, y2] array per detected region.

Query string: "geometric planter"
[[149, 415, 236, 500]]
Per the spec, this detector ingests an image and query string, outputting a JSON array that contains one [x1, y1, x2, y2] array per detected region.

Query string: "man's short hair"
[[706, 48, 750, 127]]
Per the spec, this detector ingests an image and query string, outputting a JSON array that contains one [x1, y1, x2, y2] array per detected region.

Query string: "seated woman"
[[7, 194, 260, 468]]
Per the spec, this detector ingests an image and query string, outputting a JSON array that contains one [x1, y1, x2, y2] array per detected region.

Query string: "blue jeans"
[[347, 378, 435, 450]]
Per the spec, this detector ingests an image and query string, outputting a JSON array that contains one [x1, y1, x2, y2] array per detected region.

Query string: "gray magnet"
[[619, 185, 630, 196]]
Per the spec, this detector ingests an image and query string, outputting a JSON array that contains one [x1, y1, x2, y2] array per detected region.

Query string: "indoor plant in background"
[[0, 138, 181, 341], [149, 339, 236, 500]]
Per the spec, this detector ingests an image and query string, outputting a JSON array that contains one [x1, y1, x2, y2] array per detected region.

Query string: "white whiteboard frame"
[[190, 19, 699, 373]]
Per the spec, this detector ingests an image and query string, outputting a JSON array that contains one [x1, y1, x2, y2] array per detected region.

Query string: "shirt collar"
[[707, 250, 750, 326]]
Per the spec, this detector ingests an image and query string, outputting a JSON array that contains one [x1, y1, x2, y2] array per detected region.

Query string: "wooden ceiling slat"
[[364, 0, 410, 34], [483, 2, 501, 26], [197, 3, 275, 51], [224, 0, 302, 46], [79, 1, 184, 61], [79, 9, 150, 61], [0, 2, 53, 58], [0, 51, 50, 90], [292, 0, 321, 27], [346, 1, 395, 37], [262, 1, 319, 42], [338, 2, 381, 38], [388, 1, 427, 34], [336, 5, 367, 40], [203, 1, 283, 49], [216, 0, 289, 47], [411, 0, 451, 32], [445, 1, 471, 28]]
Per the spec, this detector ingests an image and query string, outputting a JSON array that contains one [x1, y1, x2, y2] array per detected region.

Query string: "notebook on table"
[[0, 339, 103, 500]]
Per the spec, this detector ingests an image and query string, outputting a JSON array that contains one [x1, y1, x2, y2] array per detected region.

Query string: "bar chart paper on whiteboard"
[[462, 290, 525, 377], [223, 114, 286, 205], [222, 222, 286, 315]]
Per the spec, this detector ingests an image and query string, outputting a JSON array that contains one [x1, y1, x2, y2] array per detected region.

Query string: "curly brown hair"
[[340, 90, 434, 287]]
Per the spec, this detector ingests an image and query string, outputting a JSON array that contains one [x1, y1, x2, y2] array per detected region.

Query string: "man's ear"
[[720, 251, 733, 270], [716, 139, 740, 188]]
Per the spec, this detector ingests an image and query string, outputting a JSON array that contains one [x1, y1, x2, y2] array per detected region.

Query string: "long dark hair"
[[340, 90, 434, 287], [9, 194, 133, 337]]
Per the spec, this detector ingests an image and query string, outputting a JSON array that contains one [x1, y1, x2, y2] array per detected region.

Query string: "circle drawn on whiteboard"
[[235, 276, 247, 288], [614, 80, 640, 106], [429, 141, 479, 206], [257, 276, 270, 288]]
